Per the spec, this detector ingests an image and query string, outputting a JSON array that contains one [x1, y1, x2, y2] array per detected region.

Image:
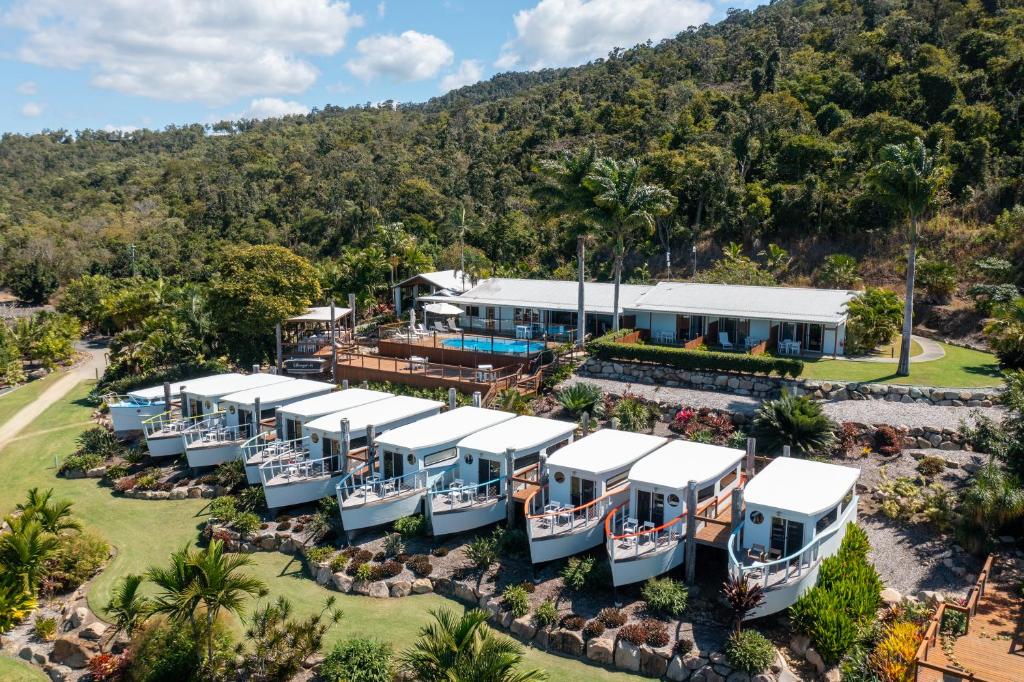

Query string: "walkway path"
[[845, 334, 945, 363], [0, 339, 106, 447], [563, 376, 1007, 429]]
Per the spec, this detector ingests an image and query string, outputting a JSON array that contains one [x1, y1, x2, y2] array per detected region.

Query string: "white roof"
[[629, 281, 858, 325], [545, 429, 668, 476], [127, 373, 240, 400], [276, 388, 391, 420], [396, 269, 472, 294], [304, 395, 445, 435], [219, 379, 334, 407], [287, 306, 352, 323], [182, 373, 292, 400], [375, 406, 516, 452], [457, 416, 576, 456], [744, 457, 860, 516], [423, 277, 652, 314], [629, 440, 744, 490]]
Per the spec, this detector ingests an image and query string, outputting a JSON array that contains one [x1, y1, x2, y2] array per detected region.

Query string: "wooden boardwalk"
[[916, 556, 1024, 682]]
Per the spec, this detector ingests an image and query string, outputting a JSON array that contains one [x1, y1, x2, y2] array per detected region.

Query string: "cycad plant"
[[0, 576, 36, 632], [104, 574, 150, 648], [753, 390, 836, 456], [17, 488, 81, 535], [957, 462, 1024, 553], [555, 382, 605, 419], [0, 515, 61, 589]]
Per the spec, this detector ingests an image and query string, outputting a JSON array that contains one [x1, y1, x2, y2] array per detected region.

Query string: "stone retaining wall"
[[581, 358, 1001, 406]]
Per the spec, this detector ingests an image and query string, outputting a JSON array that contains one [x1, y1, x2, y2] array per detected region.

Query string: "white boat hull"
[[527, 488, 628, 564], [146, 433, 186, 457], [245, 460, 261, 485], [186, 442, 242, 469], [430, 498, 505, 536], [338, 489, 424, 532], [609, 540, 685, 587], [264, 474, 343, 510], [111, 403, 165, 434]]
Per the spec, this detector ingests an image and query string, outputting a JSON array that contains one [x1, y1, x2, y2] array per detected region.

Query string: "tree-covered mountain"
[[2, 0, 1023, 306]]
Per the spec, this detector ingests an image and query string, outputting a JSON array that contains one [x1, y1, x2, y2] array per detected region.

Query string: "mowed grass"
[[0, 381, 640, 682], [799, 341, 1004, 387], [0, 655, 48, 681], [0, 371, 65, 426]]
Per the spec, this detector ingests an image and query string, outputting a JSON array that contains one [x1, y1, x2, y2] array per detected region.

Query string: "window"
[[350, 435, 367, 450], [841, 488, 854, 511], [310, 432, 320, 444], [719, 470, 737, 489], [424, 447, 457, 467], [323, 438, 337, 457], [553, 471, 565, 484], [605, 471, 628, 490], [667, 494, 680, 507], [816, 506, 838, 534], [698, 484, 714, 502], [749, 511, 764, 524], [514, 451, 540, 468], [465, 306, 480, 317], [464, 453, 474, 464]]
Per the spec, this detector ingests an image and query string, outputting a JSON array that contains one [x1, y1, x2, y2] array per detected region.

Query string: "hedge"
[[587, 329, 804, 377]]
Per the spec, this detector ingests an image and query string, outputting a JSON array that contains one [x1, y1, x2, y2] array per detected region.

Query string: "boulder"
[[555, 629, 584, 657], [684, 654, 709, 670], [918, 590, 944, 606], [331, 572, 352, 593], [534, 627, 550, 649], [824, 667, 841, 682], [352, 580, 371, 596], [50, 636, 95, 669], [667, 655, 691, 681], [412, 578, 433, 594], [47, 665, 73, 682], [368, 581, 390, 599], [641, 646, 670, 677], [614, 639, 642, 672], [18, 644, 47, 665], [510, 616, 536, 641], [390, 580, 412, 598], [789, 634, 810, 657], [880, 587, 902, 605], [69, 606, 92, 629], [726, 672, 750, 682], [692, 665, 725, 682], [85, 466, 106, 478], [79, 621, 108, 641], [587, 636, 615, 664], [453, 581, 478, 604], [805, 648, 825, 675], [259, 535, 276, 551]]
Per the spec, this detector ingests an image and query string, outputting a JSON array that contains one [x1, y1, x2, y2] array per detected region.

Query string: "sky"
[[0, 0, 757, 135]]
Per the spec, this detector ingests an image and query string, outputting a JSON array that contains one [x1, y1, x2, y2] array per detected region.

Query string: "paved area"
[[563, 375, 1007, 429], [845, 334, 945, 363], [0, 339, 106, 448]]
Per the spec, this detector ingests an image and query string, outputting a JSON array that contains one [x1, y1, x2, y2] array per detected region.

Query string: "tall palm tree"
[[18, 488, 81, 535], [104, 573, 150, 649], [401, 608, 547, 682], [146, 544, 204, 649], [0, 516, 60, 590], [867, 138, 947, 376], [584, 158, 676, 331]]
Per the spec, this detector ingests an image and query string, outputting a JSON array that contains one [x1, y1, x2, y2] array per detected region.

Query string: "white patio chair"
[[447, 318, 464, 333], [413, 323, 430, 337], [718, 332, 734, 350], [433, 321, 449, 333]]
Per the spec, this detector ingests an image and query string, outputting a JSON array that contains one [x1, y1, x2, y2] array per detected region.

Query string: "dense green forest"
[[2, 0, 1024, 308]]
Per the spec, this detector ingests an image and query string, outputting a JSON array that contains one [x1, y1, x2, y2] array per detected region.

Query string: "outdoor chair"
[[413, 323, 430, 337], [433, 321, 449, 333], [718, 332, 734, 350], [447, 318, 464, 333]]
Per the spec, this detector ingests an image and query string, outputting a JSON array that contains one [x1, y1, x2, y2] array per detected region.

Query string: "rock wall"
[[581, 358, 1000, 406]]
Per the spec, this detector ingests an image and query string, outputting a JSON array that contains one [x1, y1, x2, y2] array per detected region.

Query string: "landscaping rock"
[[69, 606, 91, 629], [880, 587, 902, 605], [85, 466, 106, 478], [534, 627, 550, 649], [79, 621, 108, 641], [587, 637, 615, 664], [352, 580, 371, 596], [332, 572, 353, 593], [614, 639, 642, 672], [556, 629, 584, 657], [390, 580, 412, 598], [412, 578, 433, 594], [726, 672, 750, 682], [789, 635, 809, 657], [805, 648, 825, 675], [692, 665, 725, 682], [315, 565, 332, 586], [367, 581, 389, 599], [824, 667, 841, 682], [46, 664, 73, 682], [50, 636, 95, 669], [19, 644, 47, 665], [667, 655, 691, 681], [453, 581, 478, 604], [641, 646, 670, 676], [510, 616, 536, 641]]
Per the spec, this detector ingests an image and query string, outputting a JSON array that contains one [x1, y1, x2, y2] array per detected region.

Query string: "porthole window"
[[205, 401, 212, 409], [750, 511, 765, 525], [407, 453, 416, 465], [667, 494, 680, 507], [553, 471, 565, 484], [310, 433, 320, 444], [464, 454, 474, 465], [228, 405, 236, 414]]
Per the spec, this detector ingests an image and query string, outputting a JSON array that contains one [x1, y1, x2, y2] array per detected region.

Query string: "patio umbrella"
[[423, 302, 464, 316]]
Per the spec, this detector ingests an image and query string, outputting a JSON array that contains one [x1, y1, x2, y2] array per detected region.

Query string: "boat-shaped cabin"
[[182, 379, 332, 469], [107, 376, 225, 435], [427, 416, 576, 537], [525, 429, 667, 564], [605, 441, 744, 586], [242, 388, 391, 484], [336, 406, 515, 534], [142, 373, 289, 457], [258, 395, 444, 511], [727, 457, 860, 618]]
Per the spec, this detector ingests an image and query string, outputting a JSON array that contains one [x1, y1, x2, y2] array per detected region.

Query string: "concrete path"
[[0, 339, 107, 447], [844, 335, 945, 363]]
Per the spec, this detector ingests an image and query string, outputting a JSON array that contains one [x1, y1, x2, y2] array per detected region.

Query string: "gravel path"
[[564, 375, 1007, 429]]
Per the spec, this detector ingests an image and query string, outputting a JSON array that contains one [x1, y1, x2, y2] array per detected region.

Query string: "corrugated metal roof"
[[421, 277, 653, 314], [629, 282, 858, 324]]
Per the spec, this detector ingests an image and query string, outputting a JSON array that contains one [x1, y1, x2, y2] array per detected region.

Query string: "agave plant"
[[753, 390, 836, 456], [555, 382, 605, 418]]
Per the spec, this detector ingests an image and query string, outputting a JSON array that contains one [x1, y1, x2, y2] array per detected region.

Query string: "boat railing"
[[182, 419, 256, 447], [242, 433, 305, 465], [427, 476, 503, 511], [727, 495, 859, 589], [336, 468, 428, 503], [145, 410, 221, 437], [104, 393, 165, 407], [523, 483, 624, 536], [259, 451, 341, 486]]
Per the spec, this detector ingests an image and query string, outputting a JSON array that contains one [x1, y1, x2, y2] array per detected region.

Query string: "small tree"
[[722, 575, 765, 633]]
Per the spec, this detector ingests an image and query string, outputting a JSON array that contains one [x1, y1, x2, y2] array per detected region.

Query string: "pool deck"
[[388, 331, 557, 353]]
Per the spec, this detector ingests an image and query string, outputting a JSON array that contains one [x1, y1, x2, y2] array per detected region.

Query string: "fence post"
[[782, 445, 791, 458], [472, 391, 481, 408], [340, 418, 350, 473], [745, 438, 756, 478], [505, 447, 516, 526], [449, 387, 457, 410], [731, 487, 744, 532], [685, 480, 698, 584], [163, 382, 172, 412], [582, 412, 590, 436]]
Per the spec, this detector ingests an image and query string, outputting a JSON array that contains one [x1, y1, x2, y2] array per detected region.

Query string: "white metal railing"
[[727, 495, 859, 589], [242, 433, 305, 466], [428, 476, 503, 512], [104, 393, 164, 407], [181, 418, 256, 447], [524, 484, 621, 537], [144, 410, 220, 438], [336, 468, 428, 504], [259, 452, 341, 485]]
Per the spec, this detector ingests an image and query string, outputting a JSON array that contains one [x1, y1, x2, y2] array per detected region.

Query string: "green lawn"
[[0, 655, 48, 681], [799, 341, 1004, 387], [0, 381, 639, 682], [0, 371, 65, 426]]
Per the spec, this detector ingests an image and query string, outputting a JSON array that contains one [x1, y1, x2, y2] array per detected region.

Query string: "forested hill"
[[2, 0, 1024, 305]]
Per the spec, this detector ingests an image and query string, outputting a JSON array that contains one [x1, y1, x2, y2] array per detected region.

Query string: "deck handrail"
[[427, 476, 503, 511], [727, 495, 858, 589], [242, 433, 305, 464], [523, 482, 627, 536], [143, 409, 217, 437], [524, 481, 626, 520], [259, 451, 343, 486], [181, 419, 256, 446], [105, 392, 169, 407], [336, 468, 429, 503]]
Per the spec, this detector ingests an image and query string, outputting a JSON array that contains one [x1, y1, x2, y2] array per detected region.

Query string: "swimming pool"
[[441, 337, 545, 355]]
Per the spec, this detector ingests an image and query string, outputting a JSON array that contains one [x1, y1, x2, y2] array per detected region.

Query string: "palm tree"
[[867, 138, 947, 376], [146, 544, 204, 651], [959, 462, 1024, 552], [104, 573, 150, 649], [984, 297, 1024, 369], [18, 488, 81, 535], [584, 158, 676, 331], [0, 516, 60, 590], [401, 608, 547, 682]]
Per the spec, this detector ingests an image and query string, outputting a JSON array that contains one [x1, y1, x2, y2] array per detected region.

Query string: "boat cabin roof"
[[375, 407, 515, 453], [277, 388, 391, 420], [182, 373, 292, 401], [743, 457, 860, 516], [127, 373, 240, 400], [629, 440, 744, 490], [545, 429, 667, 477], [219, 379, 333, 408], [304, 395, 445, 435], [457, 416, 575, 456]]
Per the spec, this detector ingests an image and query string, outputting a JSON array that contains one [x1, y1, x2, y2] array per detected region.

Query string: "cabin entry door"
[[636, 490, 665, 527], [770, 517, 805, 558], [479, 458, 500, 495], [383, 451, 404, 481], [571, 476, 595, 508]]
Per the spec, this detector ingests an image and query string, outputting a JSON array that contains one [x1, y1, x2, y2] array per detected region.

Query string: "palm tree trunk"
[[577, 236, 586, 348], [898, 217, 918, 376], [206, 609, 214, 666], [612, 241, 623, 333]]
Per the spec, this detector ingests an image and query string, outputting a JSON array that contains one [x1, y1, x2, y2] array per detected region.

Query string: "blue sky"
[[0, 0, 754, 135]]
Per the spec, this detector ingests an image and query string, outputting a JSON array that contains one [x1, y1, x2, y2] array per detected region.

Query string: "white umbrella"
[[423, 302, 464, 316]]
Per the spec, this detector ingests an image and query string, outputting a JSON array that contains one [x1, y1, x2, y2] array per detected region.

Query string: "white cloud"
[[245, 97, 310, 119], [496, 0, 712, 70], [439, 59, 483, 92], [102, 123, 139, 133], [346, 30, 453, 82], [3, 0, 363, 105], [20, 101, 43, 117], [16, 80, 37, 94], [377, 2, 386, 17]]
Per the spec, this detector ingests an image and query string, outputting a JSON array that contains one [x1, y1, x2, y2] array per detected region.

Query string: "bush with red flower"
[[670, 406, 735, 444], [89, 651, 131, 681]]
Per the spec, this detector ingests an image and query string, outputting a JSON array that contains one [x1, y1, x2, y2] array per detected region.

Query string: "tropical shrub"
[[725, 630, 775, 673], [722, 575, 766, 632], [305, 546, 334, 565], [816, 254, 861, 289], [0, 579, 36, 632], [555, 382, 605, 418], [44, 531, 110, 592], [88, 652, 130, 681], [33, 615, 58, 640], [209, 496, 238, 523], [968, 283, 1019, 315], [956, 462, 1024, 553], [465, 533, 499, 569], [213, 460, 245, 491], [561, 555, 597, 592], [670, 406, 735, 444], [616, 622, 650, 646], [383, 533, 405, 557], [239, 596, 342, 681], [354, 563, 374, 582], [582, 620, 605, 639], [59, 453, 103, 474], [641, 577, 689, 617], [753, 390, 836, 455], [916, 456, 946, 477], [597, 607, 627, 628], [497, 389, 533, 415], [494, 526, 528, 558], [617, 619, 669, 647], [502, 584, 530, 617], [76, 426, 123, 459], [869, 621, 920, 681], [941, 606, 967, 636], [133, 468, 162, 491], [874, 426, 902, 456], [559, 614, 585, 631], [237, 485, 267, 513], [985, 297, 1024, 369], [321, 638, 394, 682], [845, 288, 902, 355], [232, 512, 261, 537], [613, 394, 655, 432], [104, 464, 129, 481], [393, 514, 426, 538], [534, 599, 558, 628], [915, 259, 957, 304]]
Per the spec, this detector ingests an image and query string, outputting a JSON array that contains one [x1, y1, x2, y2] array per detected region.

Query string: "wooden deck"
[[916, 556, 1024, 682], [694, 504, 733, 548]]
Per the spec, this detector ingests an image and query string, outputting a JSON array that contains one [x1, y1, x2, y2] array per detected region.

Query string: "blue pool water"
[[441, 337, 545, 355]]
